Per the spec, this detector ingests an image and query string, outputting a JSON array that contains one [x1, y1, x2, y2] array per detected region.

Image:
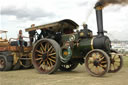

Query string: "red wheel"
[[85, 49, 110, 77], [32, 39, 61, 74]]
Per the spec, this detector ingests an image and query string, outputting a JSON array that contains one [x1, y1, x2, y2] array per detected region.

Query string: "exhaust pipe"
[[95, 2, 104, 36]]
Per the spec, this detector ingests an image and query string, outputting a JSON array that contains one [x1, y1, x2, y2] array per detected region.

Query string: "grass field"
[[0, 56, 128, 85]]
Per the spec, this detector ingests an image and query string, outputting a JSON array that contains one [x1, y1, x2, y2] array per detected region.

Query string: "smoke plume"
[[97, 0, 128, 7]]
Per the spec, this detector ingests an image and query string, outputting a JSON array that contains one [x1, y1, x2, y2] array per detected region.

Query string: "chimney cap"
[[94, 1, 104, 9]]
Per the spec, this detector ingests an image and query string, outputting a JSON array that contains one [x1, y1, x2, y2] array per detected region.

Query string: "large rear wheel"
[[85, 49, 110, 77], [32, 39, 61, 74]]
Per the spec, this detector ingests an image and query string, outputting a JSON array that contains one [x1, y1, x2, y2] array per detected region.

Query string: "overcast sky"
[[0, 0, 128, 40]]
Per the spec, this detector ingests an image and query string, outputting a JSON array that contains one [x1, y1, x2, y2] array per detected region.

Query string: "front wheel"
[[32, 39, 61, 74], [85, 49, 110, 77], [0, 55, 12, 71]]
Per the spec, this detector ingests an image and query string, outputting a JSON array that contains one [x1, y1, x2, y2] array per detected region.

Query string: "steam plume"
[[97, 0, 128, 7]]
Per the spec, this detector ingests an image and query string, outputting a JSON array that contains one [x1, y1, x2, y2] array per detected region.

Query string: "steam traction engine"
[[25, 4, 123, 76], [0, 30, 32, 71]]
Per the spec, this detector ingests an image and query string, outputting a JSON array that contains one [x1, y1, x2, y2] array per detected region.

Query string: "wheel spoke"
[[50, 56, 56, 59], [100, 61, 107, 64], [96, 52, 101, 58], [43, 61, 45, 65], [96, 66, 100, 74], [49, 60, 53, 66], [99, 64, 107, 68], [114, 61, 121, 64], [89, 64, 95, 70], [88, 61, 93, 64], [50, 48, 55, 53], [40, 47, 44, 53], [38, 54, 43, 57], [36, 50, 43, 54], [113, 63, 115, 70], [40, 43, 45, 52], [39, 59, 43, 64], [92, 53, 97, 60], [39, 61, 45, 69], [49, 53, 56, 56], [48, 46, 53, 52], [113, 55, 116, 59], [47, 60, 50, 66], [48, 58, 56, 63], [113, 62, 120, 66], [39, 64, 43, 69], [47, 43, 49, 50], [35, 58, 42, 61], [99, 64, 107, 71], [45, 43, 48, 51], [99, 57, 104, 61]]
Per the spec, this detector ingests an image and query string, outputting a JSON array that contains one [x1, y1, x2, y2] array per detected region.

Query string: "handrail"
[[9, 38, 17, 43]]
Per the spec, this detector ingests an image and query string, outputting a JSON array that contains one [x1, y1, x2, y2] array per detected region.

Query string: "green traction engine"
[[25, 3, 123, 76]]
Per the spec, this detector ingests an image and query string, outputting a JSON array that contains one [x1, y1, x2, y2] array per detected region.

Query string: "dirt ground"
[[0, 56, 128, 85]]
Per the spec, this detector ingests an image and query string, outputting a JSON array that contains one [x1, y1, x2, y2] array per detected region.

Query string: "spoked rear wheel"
[[59, 63, 78, 71], [85, 49, 110, 77], [32, 39, 61, 74], [108, 49, 123, 73]]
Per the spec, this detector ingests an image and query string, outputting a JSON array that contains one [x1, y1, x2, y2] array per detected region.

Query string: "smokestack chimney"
[[95, 2, 104, 36]]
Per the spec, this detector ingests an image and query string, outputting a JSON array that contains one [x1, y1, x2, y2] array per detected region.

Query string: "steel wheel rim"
[[0, 58, 5, 69], [109, 52, 122, 72], [33, 41, 57, 73], [85, 51, 109, 76]]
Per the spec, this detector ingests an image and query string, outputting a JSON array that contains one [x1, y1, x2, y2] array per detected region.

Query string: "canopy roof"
[[0, 30, 8, 34], [25, 19, 79, 32]]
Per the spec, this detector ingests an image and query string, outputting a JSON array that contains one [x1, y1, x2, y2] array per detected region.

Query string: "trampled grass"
[[0, 56, 128, 85], [124, 56, 128, 67]]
